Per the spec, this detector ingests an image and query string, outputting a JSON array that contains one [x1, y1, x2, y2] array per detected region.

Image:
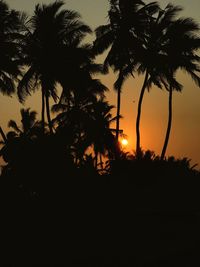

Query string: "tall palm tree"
[[133, 4, 185, 157], [18, 0, 91, 134], [94, 0, 159, 142], [0, 0, 25, 142], [160, 8, 200, 159], [130, 3, 200, 158]]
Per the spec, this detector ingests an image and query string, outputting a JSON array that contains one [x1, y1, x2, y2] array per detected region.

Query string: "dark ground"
[[1, 158, 200, 265]]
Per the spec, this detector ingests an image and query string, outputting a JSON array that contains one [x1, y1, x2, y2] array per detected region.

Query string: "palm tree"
[[0, 0, 25, 142], [18, 0, 91, 134], [52, 74, 109, 167], [160, 8, 200, 159], [94, 0, 159, 142], [84, 97, 117, 169], [133, 4, 185, 157], [8, 108, 41, 138], [0, 108, 39, 164], [130, 3, 200, 158]]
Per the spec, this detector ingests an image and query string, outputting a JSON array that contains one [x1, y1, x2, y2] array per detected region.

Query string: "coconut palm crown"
[[18, 0, 92, 133]]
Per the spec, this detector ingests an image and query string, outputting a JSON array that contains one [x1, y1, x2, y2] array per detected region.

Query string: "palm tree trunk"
[[41, 87, 45, 133], [136, 71, 149, 157], [116, 88, 121, 141], [45, 94, 53, 134], [0, 126, 7, 142], [161, 85, 173, 160]]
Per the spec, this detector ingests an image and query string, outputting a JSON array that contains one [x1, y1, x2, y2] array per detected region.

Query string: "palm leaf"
[[17, 66, 38, 103], [8, 120, 22, 133]]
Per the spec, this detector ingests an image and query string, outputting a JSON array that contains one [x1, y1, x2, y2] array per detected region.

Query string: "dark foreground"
[[1, 158, 200, 266]]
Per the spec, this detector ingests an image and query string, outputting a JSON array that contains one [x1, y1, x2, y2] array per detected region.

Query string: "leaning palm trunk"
[[161, 85, 173, 160], [45, 94, 53, 134], [116, 88, 121, 141], [0, 126, 7, 142], [136, 71, 149, 157]]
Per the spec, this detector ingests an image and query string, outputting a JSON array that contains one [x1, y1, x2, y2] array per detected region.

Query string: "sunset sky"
[[1, 0, 200, 167]]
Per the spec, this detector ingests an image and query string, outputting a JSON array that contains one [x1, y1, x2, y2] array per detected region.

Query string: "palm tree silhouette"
[[0, 108, 42, 162], [52, 73, 110, 167], [130, 3, 200, 158], [94, 0, 143, 140], [18, 0, 91, 134], [131, 2, 172, 157], [0, 0, 25, 142], [84, 97, 117, 169], [8, 108, 42, 138], [160, 5, 200, 159], [94, 0, 159, 141], [133, 3, 188, 157]]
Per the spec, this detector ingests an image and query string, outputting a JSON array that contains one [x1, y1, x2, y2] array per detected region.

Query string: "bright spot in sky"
[[121, 139, 128, 147]]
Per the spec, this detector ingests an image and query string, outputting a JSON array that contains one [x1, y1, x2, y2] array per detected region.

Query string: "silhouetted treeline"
[[1, 137, 200, 265]]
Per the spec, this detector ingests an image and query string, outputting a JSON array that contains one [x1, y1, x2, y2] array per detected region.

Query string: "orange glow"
[[121, 139, 128, 147]]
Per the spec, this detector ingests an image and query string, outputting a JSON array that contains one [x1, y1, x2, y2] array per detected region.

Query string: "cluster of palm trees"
[[94, 0, 200, 160], [0, 0, 117, 170], [0, 0, 200, 171]]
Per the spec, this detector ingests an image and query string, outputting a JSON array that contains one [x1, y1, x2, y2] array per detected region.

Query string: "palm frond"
[[17, 67, 38, 103], [93, 25, 113, 55], [8, 120, 21, 133], [185, 69, 200, 87], [0, 72, 15, 95], [88, 79, 108, 96]]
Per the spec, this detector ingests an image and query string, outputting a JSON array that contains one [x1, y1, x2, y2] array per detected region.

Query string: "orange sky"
[[1, 0, 200, 168]]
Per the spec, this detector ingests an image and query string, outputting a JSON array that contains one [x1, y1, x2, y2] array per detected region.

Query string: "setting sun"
[[121, 139, 128, 147]]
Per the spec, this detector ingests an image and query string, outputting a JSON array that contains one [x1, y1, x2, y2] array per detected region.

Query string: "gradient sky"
[[1, 0, 200, 168]]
